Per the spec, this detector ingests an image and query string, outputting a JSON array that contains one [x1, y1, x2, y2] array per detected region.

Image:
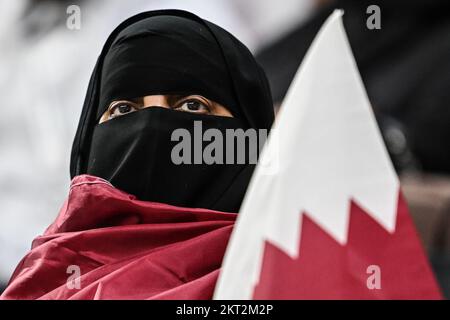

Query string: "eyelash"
[[108, 101, 139, 119], [174, 96, 211, 113], [107, 96, 212, 119]]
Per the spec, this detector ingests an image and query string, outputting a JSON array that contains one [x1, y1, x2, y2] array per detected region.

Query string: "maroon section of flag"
[[1, 175, 236, 300], [253, 193, 442, 299]]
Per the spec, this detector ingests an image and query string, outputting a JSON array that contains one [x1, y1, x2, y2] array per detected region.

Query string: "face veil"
[[70, 10, 274, 212]]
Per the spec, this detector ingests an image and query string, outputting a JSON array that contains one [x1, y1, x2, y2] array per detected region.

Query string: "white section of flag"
[[214, 10, 399, 300]]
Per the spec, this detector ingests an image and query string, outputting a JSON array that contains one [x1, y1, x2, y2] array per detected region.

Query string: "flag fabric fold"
[[1, 175, 236, 300], [214, 10, 442, 300]]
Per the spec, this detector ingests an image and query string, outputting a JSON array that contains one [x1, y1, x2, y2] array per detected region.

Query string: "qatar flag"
[[214, 10, 442, 299]]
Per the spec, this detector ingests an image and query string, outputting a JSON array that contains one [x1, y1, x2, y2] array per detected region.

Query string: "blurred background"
[[0, 0, 449, 297]]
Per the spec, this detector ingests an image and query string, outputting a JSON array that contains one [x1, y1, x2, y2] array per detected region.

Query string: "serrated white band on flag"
[[214, 10, 399, 300]]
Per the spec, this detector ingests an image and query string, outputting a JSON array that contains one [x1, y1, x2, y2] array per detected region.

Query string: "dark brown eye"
[[187, 101, 201, 111], [109, 102, 138, 119], [118, 104, 131, 113], [175, 99, 210, 114]]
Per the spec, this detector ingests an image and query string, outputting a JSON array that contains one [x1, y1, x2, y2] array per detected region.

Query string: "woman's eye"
[[175, 100, 210, 114], [109, 103, 138, 119]]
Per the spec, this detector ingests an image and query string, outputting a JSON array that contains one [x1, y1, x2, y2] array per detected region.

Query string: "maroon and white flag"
[[214, 10, 442, 299]]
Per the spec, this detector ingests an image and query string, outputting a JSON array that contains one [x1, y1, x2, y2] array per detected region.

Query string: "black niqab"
[[70, 10, 274, 212]]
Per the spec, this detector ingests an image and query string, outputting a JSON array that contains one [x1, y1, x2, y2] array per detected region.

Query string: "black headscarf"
[[70, 10, 274, 212]]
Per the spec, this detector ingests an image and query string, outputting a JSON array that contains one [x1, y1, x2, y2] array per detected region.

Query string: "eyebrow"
[[108, 97, 143, 109], [130, 97, 144, 104], [166, 94, 186, 106]]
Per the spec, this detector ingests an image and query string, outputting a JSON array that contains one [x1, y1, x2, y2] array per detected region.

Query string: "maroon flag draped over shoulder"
[[1, 175, 235, 300]]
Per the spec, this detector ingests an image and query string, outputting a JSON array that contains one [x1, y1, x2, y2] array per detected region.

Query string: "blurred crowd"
[[0, 0, 449, 297]]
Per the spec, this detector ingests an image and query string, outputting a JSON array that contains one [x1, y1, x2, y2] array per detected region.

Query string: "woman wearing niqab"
[[1, 10, 274, 299]]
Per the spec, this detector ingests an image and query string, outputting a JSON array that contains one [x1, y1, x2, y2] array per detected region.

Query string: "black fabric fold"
[[70, 9, 274, 212]]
